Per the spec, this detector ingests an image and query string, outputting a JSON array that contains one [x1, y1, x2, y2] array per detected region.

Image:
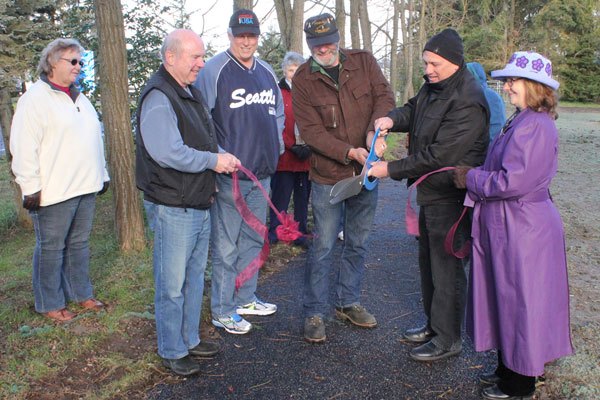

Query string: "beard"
[[312, 46, 339, 68]]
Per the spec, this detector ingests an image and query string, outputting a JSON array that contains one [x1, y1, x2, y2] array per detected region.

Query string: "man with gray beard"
[[292, 13, 395, 343]]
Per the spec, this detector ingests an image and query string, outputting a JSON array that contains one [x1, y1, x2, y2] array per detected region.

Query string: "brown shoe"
[[79, 298, 105, 311], [43, 308, 76, 322]]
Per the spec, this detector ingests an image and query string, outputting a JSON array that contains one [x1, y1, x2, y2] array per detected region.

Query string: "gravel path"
[[148, 179, 495, 400]]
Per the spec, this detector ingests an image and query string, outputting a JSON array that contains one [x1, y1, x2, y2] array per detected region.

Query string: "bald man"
[[136, 29, 238, 376]]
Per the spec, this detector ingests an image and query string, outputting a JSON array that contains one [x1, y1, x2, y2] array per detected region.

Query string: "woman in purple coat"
[[454, 51, 573, 400]]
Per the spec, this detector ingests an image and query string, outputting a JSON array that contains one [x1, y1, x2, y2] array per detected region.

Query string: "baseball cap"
[[304, 13, 340, 48], [229, 9, 260, 36]]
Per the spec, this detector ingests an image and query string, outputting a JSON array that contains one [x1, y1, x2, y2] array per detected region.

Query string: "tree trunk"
[[274, 0, 304, 53], [358, 0, 371, 52], [289, 0, 305, 53], [335, 0, 346, 48], [0, 87, 31, 227], [349, 0, 360, 49], [389, 0, 400, 100], [274, 0, 292, 50], [403, 0, 415, 102], [233, 0, 253, 12], [94, 0, 145, 252]]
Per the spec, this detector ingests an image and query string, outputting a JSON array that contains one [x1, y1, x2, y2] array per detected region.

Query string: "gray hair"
[[37, 38, 84, 76], [281, 51, 305, 71], [160, 32, 181, 63]]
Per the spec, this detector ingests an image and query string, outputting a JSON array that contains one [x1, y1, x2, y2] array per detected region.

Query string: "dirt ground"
[[535, 108, 600, 399]]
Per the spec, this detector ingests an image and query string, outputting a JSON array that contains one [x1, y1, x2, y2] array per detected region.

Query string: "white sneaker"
[[236, 299, 277, 316], [337, 231, 344, 241], [212, 314, 252, 334]]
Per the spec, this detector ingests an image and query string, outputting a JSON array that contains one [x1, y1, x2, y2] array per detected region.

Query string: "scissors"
[[329, 128, 385, 205]]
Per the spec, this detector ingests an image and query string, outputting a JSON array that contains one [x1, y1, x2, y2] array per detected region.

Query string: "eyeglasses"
[[505, 77, 521, 87], [60, 58, 84, 67]]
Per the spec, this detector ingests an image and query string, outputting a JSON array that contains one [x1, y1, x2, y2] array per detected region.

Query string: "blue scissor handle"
[[363, 128, 385, 190]]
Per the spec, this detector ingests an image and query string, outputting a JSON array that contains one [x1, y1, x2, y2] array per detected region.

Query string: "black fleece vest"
[[136, 65, 218, 209]]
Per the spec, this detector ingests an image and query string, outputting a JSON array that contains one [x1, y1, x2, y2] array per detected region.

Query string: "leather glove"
[[97, 181, 110, 196], [23, 191, 41, 211], [290, 144, 311, 160], [453, 166, 472, 189]]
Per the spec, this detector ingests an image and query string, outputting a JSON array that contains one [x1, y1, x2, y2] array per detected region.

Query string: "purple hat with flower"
[[491, 51, 559, 90]]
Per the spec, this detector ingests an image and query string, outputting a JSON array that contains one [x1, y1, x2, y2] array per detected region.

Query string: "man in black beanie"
[[369, 28, 490, 361]]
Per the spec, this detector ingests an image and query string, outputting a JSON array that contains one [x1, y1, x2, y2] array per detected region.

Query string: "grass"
[[0, 156, 305, 399], [559, 101, 600, 108]]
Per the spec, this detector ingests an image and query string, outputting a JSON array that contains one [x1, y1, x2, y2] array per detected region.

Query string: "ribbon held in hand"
[[232, 164, 305, 290], [405, 166, 471, 259]]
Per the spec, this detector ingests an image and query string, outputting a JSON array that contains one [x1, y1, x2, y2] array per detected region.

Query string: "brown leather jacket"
[[292, 49, 395, 185]]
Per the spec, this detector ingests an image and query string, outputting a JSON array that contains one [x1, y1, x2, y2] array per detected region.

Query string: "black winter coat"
[[387, 65, 489, 205]]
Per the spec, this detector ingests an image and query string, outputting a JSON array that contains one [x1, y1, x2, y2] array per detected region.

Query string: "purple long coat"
[[464, 108, 573, 376]]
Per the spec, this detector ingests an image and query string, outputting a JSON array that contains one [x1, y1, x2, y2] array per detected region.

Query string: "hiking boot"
[[212, 314, 252, 335], [335, 304, 377, 328], [188, 341, 221, 357], [162, 355, 201, 376], [304, 316, 326, 343], [236, 299, 277, 316]]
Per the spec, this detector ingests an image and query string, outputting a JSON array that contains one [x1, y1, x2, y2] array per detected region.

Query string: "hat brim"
[[231, 26, 260, 36], [306, 31, 340, 49], [491, 68, 559, 90]]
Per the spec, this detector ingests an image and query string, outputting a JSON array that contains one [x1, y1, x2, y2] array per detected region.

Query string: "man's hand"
[[97, 181, 110, 196], [367, 161, 389, 179], [453, 166, 472, 189], [373, 116, 394, 134], [23, 191, 41, 211], [214, 153, 240, 174], [373, 136, 387, 158], [347, 147, 369, 165]]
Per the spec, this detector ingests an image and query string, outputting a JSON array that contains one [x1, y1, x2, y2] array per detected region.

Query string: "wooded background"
[[1, 0, 599, 251]]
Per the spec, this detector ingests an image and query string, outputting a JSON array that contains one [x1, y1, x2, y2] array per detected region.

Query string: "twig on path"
[[248, 379, 272, 391], [389, 311, 414, 322]]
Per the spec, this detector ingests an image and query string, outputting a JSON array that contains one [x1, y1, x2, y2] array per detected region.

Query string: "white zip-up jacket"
[[10, 77, 109, 207]]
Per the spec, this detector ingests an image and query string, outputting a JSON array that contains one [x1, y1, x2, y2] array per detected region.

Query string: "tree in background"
[[0, 0, 68, 227], [94, 0, 146, 252], [274, 0, 305, 53]]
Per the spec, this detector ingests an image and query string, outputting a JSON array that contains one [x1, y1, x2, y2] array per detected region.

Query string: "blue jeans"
[[30, 194, 96, 313], [303, 183, 378, 317], [211, 174, 269, 319], [152, 203, 211, 359]]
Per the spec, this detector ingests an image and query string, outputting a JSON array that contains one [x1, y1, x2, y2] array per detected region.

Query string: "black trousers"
[[495, 351, 536, 395], [418, 203, 469, 349], [268, 171, 311, 242]]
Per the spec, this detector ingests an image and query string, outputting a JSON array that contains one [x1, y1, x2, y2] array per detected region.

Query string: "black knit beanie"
[[423, 28, 464, 66]]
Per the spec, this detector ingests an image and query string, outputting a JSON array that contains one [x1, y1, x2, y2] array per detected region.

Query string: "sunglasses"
[[505, 77, 521, 87], [60, 57, 84, 67]]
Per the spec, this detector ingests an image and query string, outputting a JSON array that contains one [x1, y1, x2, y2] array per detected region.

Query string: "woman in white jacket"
[[10, 38, 110, 322]]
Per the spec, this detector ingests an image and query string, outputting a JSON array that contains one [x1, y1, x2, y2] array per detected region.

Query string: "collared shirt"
[[140, 88, 219, 173]]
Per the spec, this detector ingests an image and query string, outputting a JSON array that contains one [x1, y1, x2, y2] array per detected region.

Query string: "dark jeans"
[[303, 183, 377, 317], [30, 194, 96, 313], [496, 351, 536, 395], [268, 171, 311, 243], [418, 203, 469, 349]]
